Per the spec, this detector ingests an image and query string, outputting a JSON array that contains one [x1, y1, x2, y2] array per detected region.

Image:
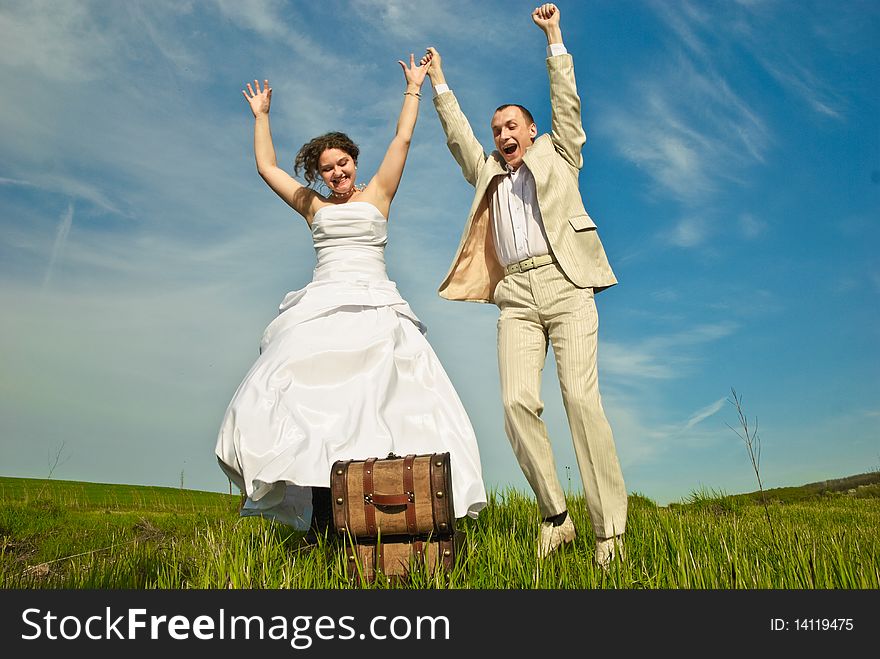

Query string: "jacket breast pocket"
[[568, 214, 597, 231]]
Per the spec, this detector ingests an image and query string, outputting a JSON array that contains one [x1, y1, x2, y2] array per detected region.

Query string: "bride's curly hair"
[[294, 132, 360, 187]]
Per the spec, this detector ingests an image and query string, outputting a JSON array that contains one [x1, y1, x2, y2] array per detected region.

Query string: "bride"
[[215, 55, 487, 543]]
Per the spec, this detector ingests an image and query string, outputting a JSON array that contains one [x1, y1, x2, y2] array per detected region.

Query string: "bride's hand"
[[397, 54, 427, 89], [242, 79, 272, 118]]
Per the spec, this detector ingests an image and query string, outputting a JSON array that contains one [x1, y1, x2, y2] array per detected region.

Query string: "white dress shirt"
[[433, 43, 568, 266], [491, 163, 550, 266]]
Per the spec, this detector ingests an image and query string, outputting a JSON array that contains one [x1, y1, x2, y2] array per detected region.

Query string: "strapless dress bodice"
[[311, 202, 388, 282]]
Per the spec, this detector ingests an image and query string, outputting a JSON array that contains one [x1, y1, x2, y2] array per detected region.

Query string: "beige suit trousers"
[[494, 263, 628, 539]]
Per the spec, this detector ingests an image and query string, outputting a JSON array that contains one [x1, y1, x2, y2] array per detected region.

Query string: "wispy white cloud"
[[599, 52, 768, 209], [681, 397, 727, 432], [649, 0, 710, 59], [211, 0, 292, 41], [0, 172, 121, 215], [0, 1, 117, 82], [653, 0, 847, 120], [596, 388, 732, 479], [210, 0, 350, 73], [127, 2, 203, 76], [603, 0, 849, 227], [0, 177, 37, 188], [755, 52, 844, 119], [668, 215, 708, 248], [602, 343, 677, 380], [603, 322, 738, 381], [738, 213, 766, 239], [651, 288, 680, 303], [41, 203, 74, 293], [37, 174, 123, 215], [349, 0, 505, 46], [602, 94, 713, 204]]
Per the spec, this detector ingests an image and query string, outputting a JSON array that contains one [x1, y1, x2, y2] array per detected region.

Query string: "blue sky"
[[1, 0, 877, 506]]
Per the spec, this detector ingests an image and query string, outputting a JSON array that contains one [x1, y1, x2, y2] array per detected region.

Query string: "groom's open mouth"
[[502, 143, 518, 156]]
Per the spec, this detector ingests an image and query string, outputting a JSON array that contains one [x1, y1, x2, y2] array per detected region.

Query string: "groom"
[[422, 3, 627, 566]]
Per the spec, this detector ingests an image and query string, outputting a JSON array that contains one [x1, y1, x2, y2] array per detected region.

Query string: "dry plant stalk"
[[727, 387, 775, 539]]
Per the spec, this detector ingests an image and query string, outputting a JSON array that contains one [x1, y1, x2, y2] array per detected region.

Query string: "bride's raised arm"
[[243, 78, 319, 221], [365, 55, 427, 216]]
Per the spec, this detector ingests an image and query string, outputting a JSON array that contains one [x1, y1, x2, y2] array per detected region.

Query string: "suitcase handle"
[[365, 492, 415, 506], [362, 454, 418, 535]]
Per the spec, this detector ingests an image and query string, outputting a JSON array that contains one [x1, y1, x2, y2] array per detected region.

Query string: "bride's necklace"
[[328, 183, 366, 199]]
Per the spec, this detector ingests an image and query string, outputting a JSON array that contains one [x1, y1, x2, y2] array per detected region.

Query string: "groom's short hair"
[[494, 104, 535, 127]]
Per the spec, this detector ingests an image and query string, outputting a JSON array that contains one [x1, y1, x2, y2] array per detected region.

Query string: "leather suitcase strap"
[[362, 457, 378, 537], [430, 453, 453, 534], [403, 453, 417, 535], [444, 532, 463, 570], [331, 460, 351, 536]]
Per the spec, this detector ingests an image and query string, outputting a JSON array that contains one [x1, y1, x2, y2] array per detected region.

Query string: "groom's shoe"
[[595, 534, 625, 569], [538, 515, 576, 558]]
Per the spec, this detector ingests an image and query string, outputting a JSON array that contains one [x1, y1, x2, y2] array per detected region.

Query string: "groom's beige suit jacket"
[[434, 54, 617, 304]]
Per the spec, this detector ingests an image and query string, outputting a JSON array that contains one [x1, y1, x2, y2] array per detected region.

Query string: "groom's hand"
[[420, 47, 447, 86], [531, 3, 560, 29], [531, 3, 562, 44]]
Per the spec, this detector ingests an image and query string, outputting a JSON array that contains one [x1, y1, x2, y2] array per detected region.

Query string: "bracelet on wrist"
[[404, 91, 421, 98]]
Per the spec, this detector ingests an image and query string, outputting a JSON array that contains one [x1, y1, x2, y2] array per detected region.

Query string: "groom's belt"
[[504, 253, 557, 276]]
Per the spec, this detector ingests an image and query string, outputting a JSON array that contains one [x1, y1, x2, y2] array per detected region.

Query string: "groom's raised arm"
[[422, 47, 486, 188], [534, 4, 586, 171]]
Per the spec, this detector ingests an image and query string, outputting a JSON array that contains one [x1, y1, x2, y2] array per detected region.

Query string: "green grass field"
[[1, 475, 878, 589]]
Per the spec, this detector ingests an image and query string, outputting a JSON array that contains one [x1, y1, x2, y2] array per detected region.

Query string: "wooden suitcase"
[[330, 453, 456, 539], [344, 531, 464, 583]]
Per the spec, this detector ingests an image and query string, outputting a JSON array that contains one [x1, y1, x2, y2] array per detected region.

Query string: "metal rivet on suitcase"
[[436, 491, 444, 498], [443, 549, 451, 557], [435, 461, 442, 467], [439, 523, 447, 530], [336, 469, 343, 475], [336, 497, 343, 504]]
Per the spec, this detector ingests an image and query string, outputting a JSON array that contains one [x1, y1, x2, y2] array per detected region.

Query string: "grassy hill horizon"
[[2, 468, 878, 508]]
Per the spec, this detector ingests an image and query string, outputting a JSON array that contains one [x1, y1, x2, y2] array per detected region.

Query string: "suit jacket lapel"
[[522, 135, 560, 241], [522, 135, 554, 175], [484, 152, 507, 181]]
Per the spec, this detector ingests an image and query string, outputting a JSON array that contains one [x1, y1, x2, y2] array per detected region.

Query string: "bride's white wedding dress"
[[215, 201, 487, 529]]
